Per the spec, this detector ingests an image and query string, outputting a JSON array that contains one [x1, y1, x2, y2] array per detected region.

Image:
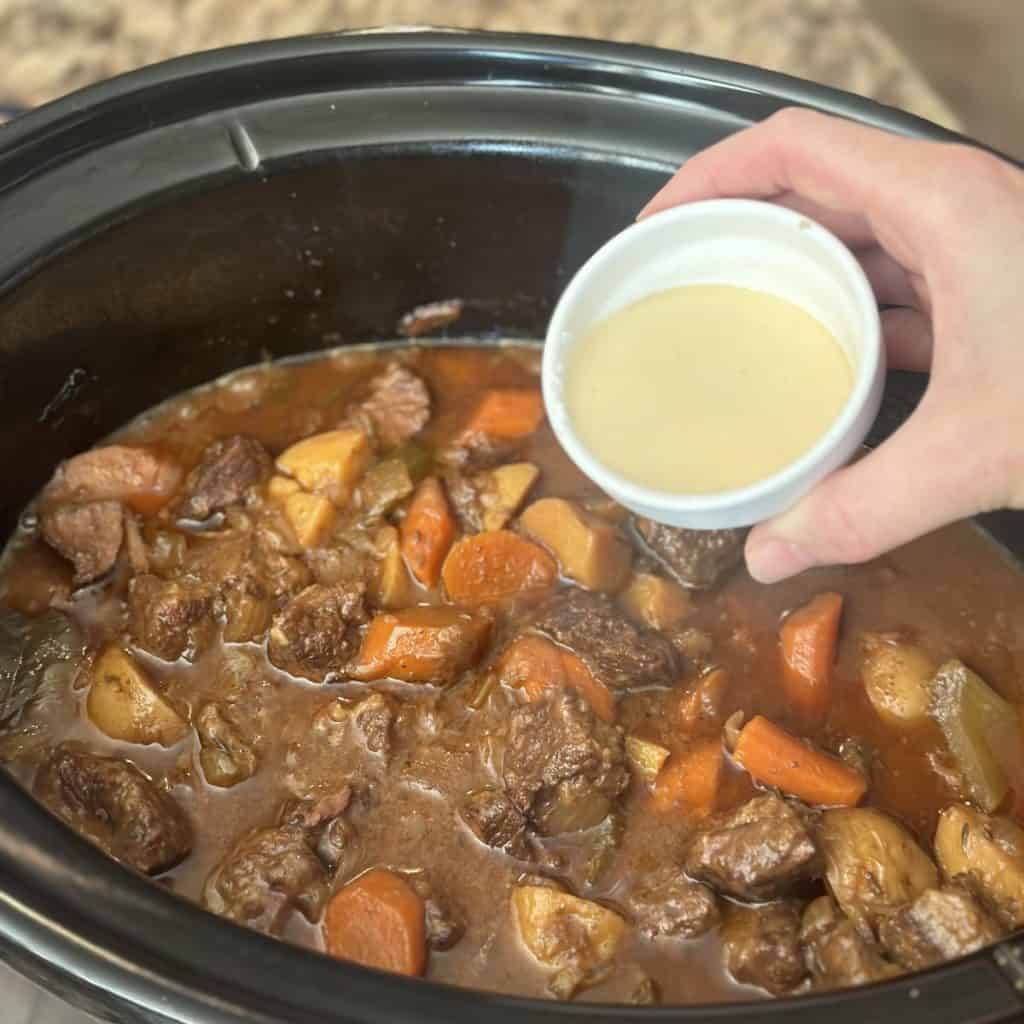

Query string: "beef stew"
[[1, 341, 1023, 1005]]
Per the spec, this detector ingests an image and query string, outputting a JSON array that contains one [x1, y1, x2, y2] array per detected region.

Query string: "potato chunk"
[[520, 498, 631, 593], [861, 633, 933, 727], [819, 807, 938, 933], [929, 658, 1021, 813], [512, 885, 626, 999], [479, 463, 540, 531], [266, 474, 301, 503], [282, 491, 337, 549], [276, 429, 371, 506], [625, 736, 671, 783], [619, 572, 693, 630], [935, 804, 1024, 929], [351, 607, 491, 684], [372, 526, 416, 609], [87, 646, 188, 746]]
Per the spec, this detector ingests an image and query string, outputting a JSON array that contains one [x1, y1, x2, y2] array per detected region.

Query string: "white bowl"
[[542, 198, 884, 529]]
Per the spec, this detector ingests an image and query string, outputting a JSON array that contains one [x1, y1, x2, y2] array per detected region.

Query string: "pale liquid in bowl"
[[564, 283, 854, 494]]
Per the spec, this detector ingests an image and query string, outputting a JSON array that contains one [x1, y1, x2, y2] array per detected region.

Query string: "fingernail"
[[746, 536, 814, 585]]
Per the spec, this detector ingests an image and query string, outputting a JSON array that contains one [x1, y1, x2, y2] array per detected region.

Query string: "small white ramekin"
[[542, 198, 884, 529]]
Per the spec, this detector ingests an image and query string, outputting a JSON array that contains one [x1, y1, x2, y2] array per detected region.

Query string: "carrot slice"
[[323, 868, 426, 976], [441, 530, 557, 606], [732, 714, 866, 807], [351, 607, 491, 684], [780, 592, 844, 725], [497, 635, 616, 723], [461, 389, 544, 442], [650, 738, 724, 816], [400, 477, 455, 588]]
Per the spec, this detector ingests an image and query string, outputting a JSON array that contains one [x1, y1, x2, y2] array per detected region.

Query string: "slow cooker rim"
[[0, 28, 1021, 1024]]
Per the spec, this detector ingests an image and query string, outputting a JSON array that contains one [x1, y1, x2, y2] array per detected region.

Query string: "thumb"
[[744, 397, 1005, 584]]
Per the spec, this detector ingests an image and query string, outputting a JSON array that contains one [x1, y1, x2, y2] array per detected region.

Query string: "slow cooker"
[[0, 30, 1021, 1024]]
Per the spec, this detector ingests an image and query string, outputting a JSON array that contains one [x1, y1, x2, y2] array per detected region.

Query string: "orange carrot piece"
[[650, 738, 724, 816], [732, 714, 867, 807], [678, 668, 731, 732], [351, 607, 491, 684], [780, 592, 844, 725], [462, 389, 544, 442], [441, 530, 557, 606], [400, 477, 455, 588], [323, 868, 426, 976], [498, 635, 616, 723]]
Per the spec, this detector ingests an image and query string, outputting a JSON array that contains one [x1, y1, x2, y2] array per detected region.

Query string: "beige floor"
[[866, 0, 1024, 158]]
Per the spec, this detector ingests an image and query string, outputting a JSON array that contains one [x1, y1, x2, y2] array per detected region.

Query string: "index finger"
[[639, 108, 955, 273]]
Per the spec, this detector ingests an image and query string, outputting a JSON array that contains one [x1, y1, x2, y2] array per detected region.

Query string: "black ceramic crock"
[[0, 30, 1022, 1024]]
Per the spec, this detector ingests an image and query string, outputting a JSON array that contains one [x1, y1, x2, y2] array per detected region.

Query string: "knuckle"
[[764, 106, 822, 136]]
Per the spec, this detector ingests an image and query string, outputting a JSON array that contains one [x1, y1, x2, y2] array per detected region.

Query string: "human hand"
[[640, 108, 1024, 583]]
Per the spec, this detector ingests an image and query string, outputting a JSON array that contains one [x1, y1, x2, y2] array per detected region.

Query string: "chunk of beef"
[[627, 869, 720, 939], [502, 689, 628, 835], [196, 702, 258, 788], [801, 896, 898, 989], [177, 435, 272, 521], [128, 573, 216, 662], [352, 363, 431, 448], [34, 745, 191, 874], [878, 882, 1002, 970], [530, 590, 679, 690], [42, 445, 182, 512], [267, 583, 367, 682], [684, 795, 821, 901], [633, 518, 745, 589], [722, 902, 806, 995], [203, 824, 329, 933], [40, 500, 123, 585], [277, 786, 356, 874], [460, 788, 530, 859], [185, 528, 310, 643]]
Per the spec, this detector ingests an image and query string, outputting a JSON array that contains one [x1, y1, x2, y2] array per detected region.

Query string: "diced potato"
[[479, 463, 540, 531], [351, 607, 491, 684], [819, 807, 938, 933], [929, 659, 1021, 812], [372, 526, 416, 609], [935, 804, 1024, 928], [87, 646, 188, 746], [276, 428, 371, 506], [283, 491, 337, 549], [359, 457, 415, 517], [520, 497, 631, 593], [619, 573, 693, 630], [512, 885, 626, 994], [625, 736, 671, 783], [266, 474, 301, 503], [861, 633, 934, 727]]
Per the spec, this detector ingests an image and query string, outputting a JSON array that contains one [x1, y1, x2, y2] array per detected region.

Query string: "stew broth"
[[1, 342, 1022, 1005]]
